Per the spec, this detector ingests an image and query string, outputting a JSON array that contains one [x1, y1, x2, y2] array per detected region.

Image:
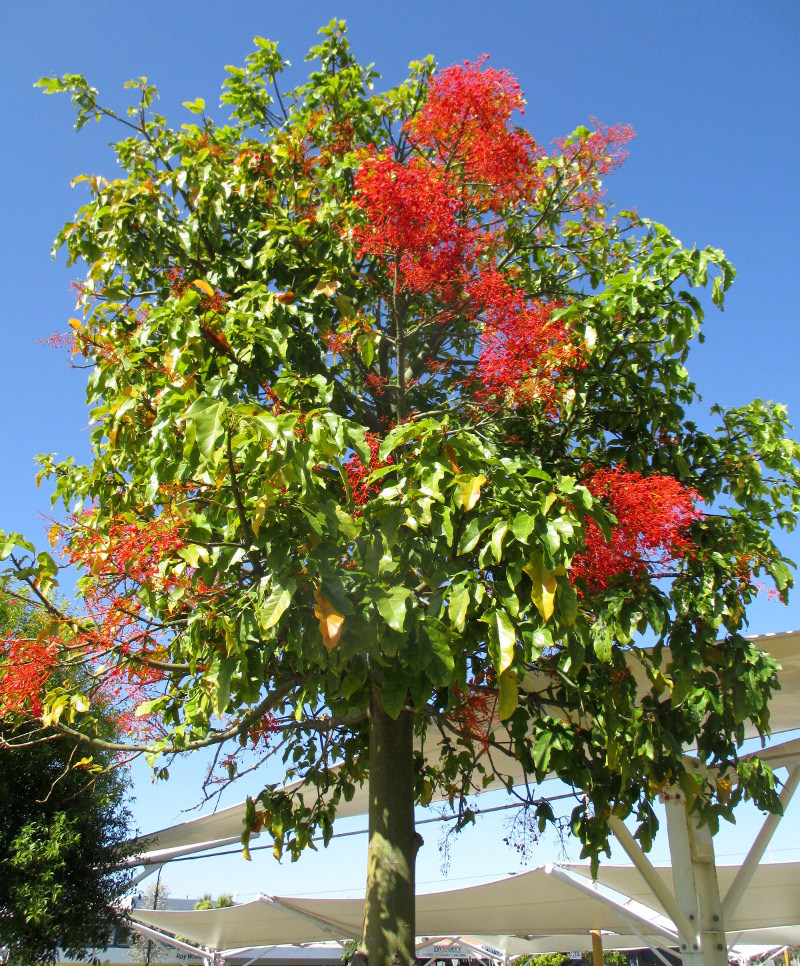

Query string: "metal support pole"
[[609, 815, 697, 941], [128, 920, 213, 959], [722, 765, 800, 923], [664, 793, 727, 966], [621, 917, 681, 966]]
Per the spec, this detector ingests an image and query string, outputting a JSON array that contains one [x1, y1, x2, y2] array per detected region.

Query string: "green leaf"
[[491, 521, 508, 562], [559, 582, 579, 627], [210, 656, 237, 714], [498, 670, 518, 720], [457, 518, 482, 555], [593, 621, 613, 663], [511, 513, 536, 542], [185, 397, 227, 460], [377, 587, 411, 632], [258, 579, 296, 631], [381, 669, 408, 719], [448, 582, 470, 629]]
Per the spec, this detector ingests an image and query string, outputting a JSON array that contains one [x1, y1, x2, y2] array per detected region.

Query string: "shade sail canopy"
[[129, 867, 642, 949], [566, 860, 800, 934], [131, 742, 530, 862], [129, 862, 800, 953], [134, 631, 800, 865]]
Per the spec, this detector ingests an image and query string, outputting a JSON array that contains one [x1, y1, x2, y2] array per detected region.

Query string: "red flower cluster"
[[572, 468, 703, 594], [65, 511, 187, 592], [0, 636, 58, 716], [470, 268, 579, 410], [448, 674, 496, 752], [550, 119, 636, 216], [407, 57, 541, 207], [38, 331, 76, 352], [342, 433, 393, 507], [349, 59, 635, 411], [555, 118, 636, 177], [352, 153, 472, 295]]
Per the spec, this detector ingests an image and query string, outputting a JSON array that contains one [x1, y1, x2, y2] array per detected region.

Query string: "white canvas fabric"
[[128, 862, 800, 953], [565, 860, 800, 934]]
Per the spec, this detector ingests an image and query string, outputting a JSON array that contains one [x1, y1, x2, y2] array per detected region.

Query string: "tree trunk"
[[355, 689, 419, 966]]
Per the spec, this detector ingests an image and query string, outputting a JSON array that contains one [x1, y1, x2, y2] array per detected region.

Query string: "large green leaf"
[[377, 587, 412, 632]]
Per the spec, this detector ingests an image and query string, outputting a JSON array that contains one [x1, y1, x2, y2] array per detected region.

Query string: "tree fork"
[[354, 689, 421, 966]]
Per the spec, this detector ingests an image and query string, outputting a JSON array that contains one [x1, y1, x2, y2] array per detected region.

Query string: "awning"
[[128, 862, 800, 952], [566, 860, 800, 934]]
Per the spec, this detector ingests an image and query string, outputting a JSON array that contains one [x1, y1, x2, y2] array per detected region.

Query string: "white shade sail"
[[566, 860, 800, 934], [129, 867, 645, 949], [129, 862, 800, 953]]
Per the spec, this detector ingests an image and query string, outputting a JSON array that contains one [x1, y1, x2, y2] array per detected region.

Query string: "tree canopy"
[[2, 21, 799, 964], [0, 597, 132, 966]]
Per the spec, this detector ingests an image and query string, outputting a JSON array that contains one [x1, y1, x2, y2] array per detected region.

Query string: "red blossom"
[[448, 675, 496, 752], [407, 57, 541, 206], [343, 433, 393, 507], [352, 152, 473, 295], [38, 332, 76, 353], [470, 268, 580, 410], [0, 636, 58, 716], [572, 468, 703, 594], [555, 118, 636, 177]]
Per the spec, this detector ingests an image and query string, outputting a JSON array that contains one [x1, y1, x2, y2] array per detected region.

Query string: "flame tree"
[[2, 23, 800, 964]]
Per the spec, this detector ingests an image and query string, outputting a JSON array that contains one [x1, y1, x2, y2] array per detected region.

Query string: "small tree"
[[2, 22, 799, 965], [0, 597, 132, 966], [130, 881, 170, 965], [193, 892, 233, 910]]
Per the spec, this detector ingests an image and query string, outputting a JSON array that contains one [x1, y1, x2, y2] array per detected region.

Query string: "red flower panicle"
[[470, 268, 579, 410], [573, 468, 702, 594], [448, 674, 496, 753], [352, 153, 472, 295], [351, 59, 632, 410], [407, 56, 541, 206], [0, 636, 58, 716], [343, 433, 393, 508]]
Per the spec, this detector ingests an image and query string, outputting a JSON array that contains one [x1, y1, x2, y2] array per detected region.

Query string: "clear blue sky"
[[2, 1, 799, 901]]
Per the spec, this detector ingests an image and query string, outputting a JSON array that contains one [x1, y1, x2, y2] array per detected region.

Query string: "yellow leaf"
[[163, 347, 181, 376], [523, 552, 557, 622], [192, 279, 215, 298], [71, 694, 90, 713], [458, 474, 486, 512], [252, 493, 273, 536], [498, 670, 518, 720], [716, 777, 733, 804], [313, 589, 345, 651], [313, 279, 340, 298]]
